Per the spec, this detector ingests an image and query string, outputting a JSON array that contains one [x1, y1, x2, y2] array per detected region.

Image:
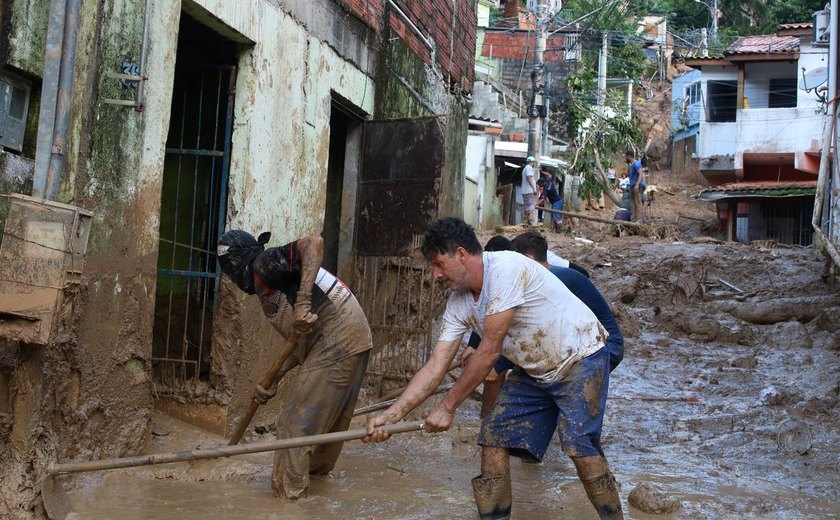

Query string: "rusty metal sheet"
[[357, 117, 444, 256]]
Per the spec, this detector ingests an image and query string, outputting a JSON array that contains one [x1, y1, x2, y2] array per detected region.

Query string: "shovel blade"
[[42, 475, 73, 520]]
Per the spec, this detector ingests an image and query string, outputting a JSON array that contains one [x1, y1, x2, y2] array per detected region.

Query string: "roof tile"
[[726, 34, 799, 55]]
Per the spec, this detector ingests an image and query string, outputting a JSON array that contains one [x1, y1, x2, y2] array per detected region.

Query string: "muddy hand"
[[424, 404, 454, 433], [460, 346, 476, 368], [363, 414, 395, 444], [293, 291, 317, 334]]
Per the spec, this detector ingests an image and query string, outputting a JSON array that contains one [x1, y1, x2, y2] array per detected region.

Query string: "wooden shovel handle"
[[228, 331, 302, 445]]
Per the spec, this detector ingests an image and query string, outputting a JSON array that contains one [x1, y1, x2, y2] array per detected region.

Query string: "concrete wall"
[[464, 132, 500, 229], [735, 107, 824, 170]]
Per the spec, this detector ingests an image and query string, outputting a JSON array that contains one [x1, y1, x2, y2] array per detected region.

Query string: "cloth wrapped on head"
[[217, 230, 271, 294]]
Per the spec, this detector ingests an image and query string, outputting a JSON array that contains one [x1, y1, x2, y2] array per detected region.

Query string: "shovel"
[[229, 330, 302, 445], [42, 420, 425, 519]]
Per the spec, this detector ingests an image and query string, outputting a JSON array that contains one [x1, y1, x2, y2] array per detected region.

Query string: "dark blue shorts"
[[478, 347, 610, 461]]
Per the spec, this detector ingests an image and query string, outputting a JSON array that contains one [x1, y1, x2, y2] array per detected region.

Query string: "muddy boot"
[[471, 474, 512, 519], [582, 472, 624, 520]]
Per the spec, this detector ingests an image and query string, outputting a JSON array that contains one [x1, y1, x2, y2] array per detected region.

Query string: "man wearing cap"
[[216, 231, 372, 500], [521, 156, 538, 226]]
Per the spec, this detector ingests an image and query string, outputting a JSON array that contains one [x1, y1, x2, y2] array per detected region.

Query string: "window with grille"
[[685, 82, 701, 105]]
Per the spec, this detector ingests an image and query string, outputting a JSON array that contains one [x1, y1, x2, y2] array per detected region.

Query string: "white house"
[[679, 22, 828, 245]]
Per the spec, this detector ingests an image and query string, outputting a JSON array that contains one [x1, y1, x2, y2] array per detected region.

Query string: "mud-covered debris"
[[757, 386, 799, 406], [815, 307, 840, 333], [731, 354, 757, 369], [628, 483, 682, 514]]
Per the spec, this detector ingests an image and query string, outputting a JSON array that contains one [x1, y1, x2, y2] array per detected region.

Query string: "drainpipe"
[[32, 0, 67, 199], [387, 0, 437, 71], [830, 0, 838, 104], [42, 0, 82, 201], [134, 0, 152, 112]]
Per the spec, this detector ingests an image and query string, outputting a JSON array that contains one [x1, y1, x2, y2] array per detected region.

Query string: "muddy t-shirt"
[[439, 251, 607, 383], [251, 243, 372, 372]]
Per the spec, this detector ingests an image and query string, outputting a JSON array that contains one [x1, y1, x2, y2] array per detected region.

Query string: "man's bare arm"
[[434, 309, 514, 418], [363, 338, 460, 442], [294, 236, 324, 292]]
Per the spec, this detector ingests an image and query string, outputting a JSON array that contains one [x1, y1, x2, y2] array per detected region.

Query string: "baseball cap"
[[526, 156, 535, 162]]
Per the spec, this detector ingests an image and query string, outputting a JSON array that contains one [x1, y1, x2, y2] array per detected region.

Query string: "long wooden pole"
[[228, 331, 301, 445], [47, 421, 425, 476], [540, 206, 644, 229]]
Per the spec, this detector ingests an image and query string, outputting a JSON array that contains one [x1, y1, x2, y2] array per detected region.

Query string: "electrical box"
[[0, 194, 92, 345]]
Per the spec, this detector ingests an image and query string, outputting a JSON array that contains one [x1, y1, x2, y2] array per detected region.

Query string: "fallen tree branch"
[[717, 296, 839, 324], [540, 206, 644, 229]]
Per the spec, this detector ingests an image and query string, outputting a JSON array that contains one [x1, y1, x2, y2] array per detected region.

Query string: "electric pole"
[[710, 0, 719, 41], [528, 0, 547, 159], [597, 31, 608, 110]]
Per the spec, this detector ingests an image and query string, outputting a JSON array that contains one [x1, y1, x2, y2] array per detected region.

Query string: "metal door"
[[355, 117, 447, 391], [152, 64, 236, 385]]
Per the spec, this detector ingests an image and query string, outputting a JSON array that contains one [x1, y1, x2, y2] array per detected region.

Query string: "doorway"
[[152, 13, 239, 387], [322, 97, 363, 280]]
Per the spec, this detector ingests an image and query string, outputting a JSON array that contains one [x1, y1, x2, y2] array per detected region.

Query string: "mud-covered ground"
[[62, 182, 840, 519]]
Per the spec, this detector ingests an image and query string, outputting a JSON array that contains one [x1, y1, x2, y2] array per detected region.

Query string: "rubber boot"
[[582, 472, 624, 520], [471, 474, 512, 520]]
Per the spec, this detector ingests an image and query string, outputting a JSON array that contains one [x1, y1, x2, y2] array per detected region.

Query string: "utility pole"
[[710, 0, 719, 41], [528, 0, 547, 159], [597, 31, 608, 110], [700, 27, 708, 57], [541, 71, 552, 155]]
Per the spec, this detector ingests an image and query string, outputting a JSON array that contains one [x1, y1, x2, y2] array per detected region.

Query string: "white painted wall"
[[699, 121, 737, 158], [187, 0, 375, 245], [465, 134, 494, 227], [735, 107, 825, 169]]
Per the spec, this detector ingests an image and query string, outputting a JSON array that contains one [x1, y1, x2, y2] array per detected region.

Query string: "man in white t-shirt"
[[521, 156, 538, 225], [363, 218, 624, 520]]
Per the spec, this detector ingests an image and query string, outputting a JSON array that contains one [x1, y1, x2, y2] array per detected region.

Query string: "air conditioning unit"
[[813, 9, 830, 45]]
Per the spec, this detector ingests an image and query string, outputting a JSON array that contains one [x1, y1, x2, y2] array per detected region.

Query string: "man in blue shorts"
[[363, 218, 623, 519]]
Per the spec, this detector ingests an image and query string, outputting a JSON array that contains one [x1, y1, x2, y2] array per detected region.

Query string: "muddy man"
[[362, 218, 623, 519], [217, 230, 372, 499]]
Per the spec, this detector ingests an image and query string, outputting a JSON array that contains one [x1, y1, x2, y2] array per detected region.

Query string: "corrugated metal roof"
[[698, 181, 817, 201], [778, 22, 813, 30], [726, 35, 799, 55]]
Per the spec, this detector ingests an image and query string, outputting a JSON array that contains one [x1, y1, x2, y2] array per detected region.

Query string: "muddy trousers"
[[630, 187, 643, 221], [271, 350, 370, 499]]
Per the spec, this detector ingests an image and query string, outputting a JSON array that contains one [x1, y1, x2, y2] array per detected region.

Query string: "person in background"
[[607, 163, 617, 189], [537, 174, 563, 231], [624, 151, 644, 221], [521, 156, 538, 226]]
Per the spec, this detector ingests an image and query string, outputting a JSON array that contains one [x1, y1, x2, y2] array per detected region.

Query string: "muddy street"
[[56, 185, 840, 519]]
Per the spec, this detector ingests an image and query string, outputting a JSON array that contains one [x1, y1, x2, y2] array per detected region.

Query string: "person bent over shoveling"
[[218, 231, 372, 499], [362, 218, 623, 519]]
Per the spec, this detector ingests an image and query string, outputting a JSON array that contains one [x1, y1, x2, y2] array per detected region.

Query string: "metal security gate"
[[152, 63, 236, 386], [355, 117, 446, 392]]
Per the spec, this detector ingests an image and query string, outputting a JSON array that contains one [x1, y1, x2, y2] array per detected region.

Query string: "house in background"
[[676, 21, 828, 245]]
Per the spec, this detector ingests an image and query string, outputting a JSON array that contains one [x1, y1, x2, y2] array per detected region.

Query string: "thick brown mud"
[[50, 184, 840, 518]]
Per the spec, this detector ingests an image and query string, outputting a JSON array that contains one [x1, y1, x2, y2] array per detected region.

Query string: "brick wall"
[[481, 30, 569, 62], [387, 0, 477, 92], [337, 0, 385, 31], [336, 0, 477, 93]]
